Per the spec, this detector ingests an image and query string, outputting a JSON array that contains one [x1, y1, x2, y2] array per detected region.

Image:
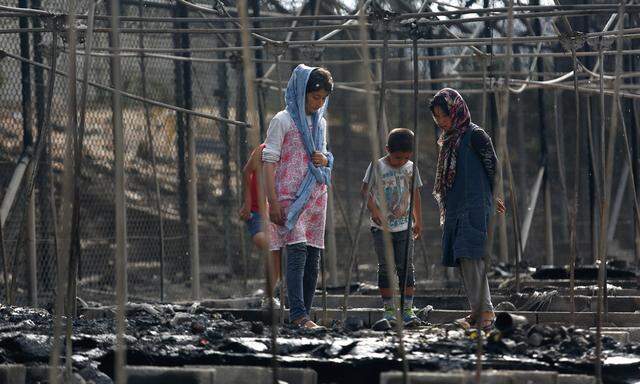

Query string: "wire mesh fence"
[[0, 0, 638, 307]]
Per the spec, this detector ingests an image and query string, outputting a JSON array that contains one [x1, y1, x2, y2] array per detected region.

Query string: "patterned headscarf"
[[432, 88, 472, 225]]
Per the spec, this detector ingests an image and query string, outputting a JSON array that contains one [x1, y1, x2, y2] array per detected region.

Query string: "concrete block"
[[126, 366, 216, 384], [209, 309, 287, 323], [199, 298, 261, 309], [590, 297, 640, 312], [193, 365, 316, 384], [591, 327, 640, 342], [0, 364, 26, 384], [558, 374, 596, 384], [209, 366, 274, 384], [536, 312, 595, 327], [601, 331, 630, 345], [278, 367, 317, 384], [546, 296, 591, 312], [380, 370, 558, 384], [25, 365, 95, 383], [311, 309, 371, 326], [25, 365, 48, 382], [604, 312, 640, 327]]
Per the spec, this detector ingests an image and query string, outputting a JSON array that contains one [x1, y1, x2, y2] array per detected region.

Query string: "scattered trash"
[[0, 303, 638, 384], [495, 312, 529, 334], [169, 312, 192, 327], [372, 318, 392, 331], [344, 316, 365, 332], [417, 305, 433, 323], [532, 265, 636, 280]]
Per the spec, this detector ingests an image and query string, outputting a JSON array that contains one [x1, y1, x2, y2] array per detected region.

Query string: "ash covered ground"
[[1, 302, 640, 384]]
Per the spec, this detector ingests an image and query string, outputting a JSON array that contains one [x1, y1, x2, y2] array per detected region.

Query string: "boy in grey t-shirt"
[[362, 128, 423, 326]]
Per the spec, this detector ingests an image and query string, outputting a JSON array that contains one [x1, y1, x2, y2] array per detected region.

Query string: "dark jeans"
[[286, 243, 320, 321], [372, 228, 415, 291]]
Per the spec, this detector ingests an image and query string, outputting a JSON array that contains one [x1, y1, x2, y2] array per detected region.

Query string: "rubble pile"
[[0, 304, 639, 383]]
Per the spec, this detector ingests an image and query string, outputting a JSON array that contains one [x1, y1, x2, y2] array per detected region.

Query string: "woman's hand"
[[239, 204, 251, 221], [269, 200, 286, 226], [311, 151, 328, 167], [496, 198, 506, 214]]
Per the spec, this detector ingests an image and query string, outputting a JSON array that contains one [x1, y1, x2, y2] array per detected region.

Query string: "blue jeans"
[[286, 243, 320, 322]]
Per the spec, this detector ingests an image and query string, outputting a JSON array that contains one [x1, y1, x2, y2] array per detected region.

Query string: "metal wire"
[[0, 49, 250, 126]]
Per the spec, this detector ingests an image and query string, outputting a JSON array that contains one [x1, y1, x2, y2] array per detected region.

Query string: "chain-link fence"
[[0, 0, 637, 307]]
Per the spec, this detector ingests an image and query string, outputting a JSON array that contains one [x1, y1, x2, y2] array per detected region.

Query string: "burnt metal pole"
[[172, 3, 189, 283], [561, 32, 584, 326], [218, 55, 233, 289], [137, 0, 167, 302], [341, 18, 391, 322], [176, 1, 200, 300], [533, 7, 553, 266], [477, 2, 514, 382], [238, 2, 279, 383], [400, 34, 419, 316], [569, 37, 581, 326], [250, 0, 266, 139], [109, 0, 128, 379], [62, 0, 79, 377], [43, 25, 60, 383], [19, 0, 37, 307], [361, 4, 409, 381], [31, 0, 52, 297], [64, 0, 97, 379]]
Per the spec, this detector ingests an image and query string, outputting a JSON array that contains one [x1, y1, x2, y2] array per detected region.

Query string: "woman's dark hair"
[[428, 94, 449, 116], [306, 68, 334, 94], [387, 128, 414, 153]]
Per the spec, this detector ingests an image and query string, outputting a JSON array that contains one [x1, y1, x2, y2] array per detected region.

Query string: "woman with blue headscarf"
[[262, 64, 334, 329]]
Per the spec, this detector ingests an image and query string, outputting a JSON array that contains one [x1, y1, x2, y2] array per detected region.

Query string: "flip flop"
[[479, 317, 496, 333], [293, 318, 324, 329], [453, 314, 476, 330]]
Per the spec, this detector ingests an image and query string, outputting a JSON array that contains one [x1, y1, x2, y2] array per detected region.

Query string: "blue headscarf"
[[284, 64, 334, 230]]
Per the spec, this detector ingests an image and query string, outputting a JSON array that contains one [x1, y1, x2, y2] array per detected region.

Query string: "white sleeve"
[[414, 166, 423, 188], [363, 162, 372, 184], [262, 112, 290, 163], [321, 117, 328, 153]]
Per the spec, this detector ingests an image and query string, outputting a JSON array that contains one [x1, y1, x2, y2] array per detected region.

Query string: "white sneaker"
[[260, 297, 281, 309]]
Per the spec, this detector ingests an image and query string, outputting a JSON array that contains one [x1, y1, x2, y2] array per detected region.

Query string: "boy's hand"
[[269, 201, 286, 226], [413, 223, 422, 240], [311, 151, 328, 167], [496, 198, 506, 214], [239, 204, 251, 221], [370, 207, 383, 227]]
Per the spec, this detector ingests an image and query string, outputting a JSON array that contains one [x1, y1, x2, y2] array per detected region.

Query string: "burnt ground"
[[1, 302, 640, 384]]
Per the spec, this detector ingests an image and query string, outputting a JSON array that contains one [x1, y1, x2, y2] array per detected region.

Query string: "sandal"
[[453, 314, 476, 330], [293, 317, 324, 329], [478, 312, 496, 332]]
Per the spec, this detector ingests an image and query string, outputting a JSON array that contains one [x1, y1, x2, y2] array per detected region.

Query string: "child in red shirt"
[[239, 144, 282, 308]]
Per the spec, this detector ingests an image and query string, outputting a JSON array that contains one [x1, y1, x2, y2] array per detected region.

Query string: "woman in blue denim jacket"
[[430, 88, 505, 332]]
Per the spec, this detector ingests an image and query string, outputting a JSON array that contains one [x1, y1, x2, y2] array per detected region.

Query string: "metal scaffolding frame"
[[0, 0, 637, 383]]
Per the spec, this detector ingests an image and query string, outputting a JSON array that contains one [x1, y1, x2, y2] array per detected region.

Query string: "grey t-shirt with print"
[[363, 157, 423, 232]]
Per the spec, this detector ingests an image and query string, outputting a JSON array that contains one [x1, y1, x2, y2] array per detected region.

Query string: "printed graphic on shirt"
[[364, 158, 423, 232]]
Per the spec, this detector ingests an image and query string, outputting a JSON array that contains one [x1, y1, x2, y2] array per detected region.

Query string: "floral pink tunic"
[[263, 111, 328, 251]]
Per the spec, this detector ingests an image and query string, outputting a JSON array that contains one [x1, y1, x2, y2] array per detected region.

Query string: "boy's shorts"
[[371, 227, 415, 289], [246, 211, 264, 238]]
